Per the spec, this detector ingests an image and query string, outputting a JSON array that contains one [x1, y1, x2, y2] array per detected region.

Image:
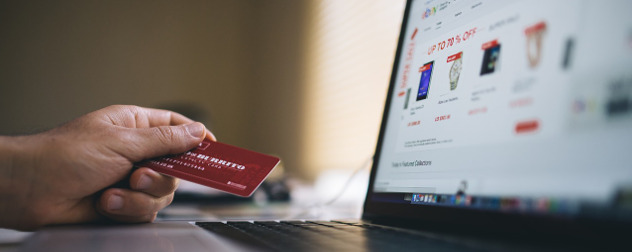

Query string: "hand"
[[0, 105, 215, 230]]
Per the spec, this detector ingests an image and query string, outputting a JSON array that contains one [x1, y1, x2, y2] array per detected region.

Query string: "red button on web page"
[[447, 52, 462, 63], [419, 63, 432, 72], [481, 39, 499, 50], [525, 21, 546, 35], [515, 120, 539, 134]]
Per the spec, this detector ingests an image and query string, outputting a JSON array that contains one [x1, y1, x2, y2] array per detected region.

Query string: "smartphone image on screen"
[[480, 43, 501, 75], [417, 61, 434, 101]]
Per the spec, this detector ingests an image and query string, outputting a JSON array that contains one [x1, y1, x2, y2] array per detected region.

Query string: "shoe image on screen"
[[417, 61, 434, 101], [480, 42, 501, 75]]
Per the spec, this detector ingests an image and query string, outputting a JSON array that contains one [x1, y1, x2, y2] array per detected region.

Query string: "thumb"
[[120, 122, 206, 162]]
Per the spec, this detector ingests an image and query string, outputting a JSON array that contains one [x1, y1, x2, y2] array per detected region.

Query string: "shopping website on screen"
[[374, 0, 632, 207]]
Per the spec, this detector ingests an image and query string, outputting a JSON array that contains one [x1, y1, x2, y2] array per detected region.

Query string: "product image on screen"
[[525, 21, 547, 68], [480, 41, 501, 75], [448, 52, 463, 91], [417, 61, 434, 101], [562, 38, 574, 69], [404, 88, 411, 109]]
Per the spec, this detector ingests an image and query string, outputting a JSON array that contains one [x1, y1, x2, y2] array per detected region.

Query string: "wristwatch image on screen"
[[449, 54, 462, 91]]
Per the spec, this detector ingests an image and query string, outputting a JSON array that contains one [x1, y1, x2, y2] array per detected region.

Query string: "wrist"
[[0, 135, 42, 230], [0, 136, 17, 180]]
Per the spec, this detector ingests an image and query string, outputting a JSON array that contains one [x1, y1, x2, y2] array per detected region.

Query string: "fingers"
[[98, 105, 216, 161], [141, 107, 196, 127], [97, 188, 175, 223], [96, 167, 179, 223], [129, 168, 179, 197], [205, 130, 217, 142], [139, 107, 216, 141], [97, 106, 215, 137], [98, 105, 194, 128], [118, 122, 206, 161]]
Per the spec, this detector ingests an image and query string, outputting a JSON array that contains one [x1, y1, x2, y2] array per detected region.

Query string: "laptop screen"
[[368, 0, 632, 222]]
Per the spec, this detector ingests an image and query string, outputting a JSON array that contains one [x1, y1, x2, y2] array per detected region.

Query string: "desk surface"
[[1, 200, 362, 252]]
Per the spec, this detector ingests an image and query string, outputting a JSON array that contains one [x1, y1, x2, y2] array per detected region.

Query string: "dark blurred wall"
[[0, 0, 308, 177], [250, 1, 308, 178]]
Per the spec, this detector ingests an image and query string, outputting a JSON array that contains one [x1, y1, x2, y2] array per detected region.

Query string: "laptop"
[[20, 0, 632, 251]]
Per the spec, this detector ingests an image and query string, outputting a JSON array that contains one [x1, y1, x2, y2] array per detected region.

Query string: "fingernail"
[[137, 174, 152, 190], [108, 195, 123, 211], [185, 123, 205, 138]]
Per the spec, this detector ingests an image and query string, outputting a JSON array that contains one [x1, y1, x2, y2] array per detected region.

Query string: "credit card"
[[136, 139, 280, 197]]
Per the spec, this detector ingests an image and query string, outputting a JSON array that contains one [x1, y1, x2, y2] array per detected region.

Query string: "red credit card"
[[136, 139, 280, 197]]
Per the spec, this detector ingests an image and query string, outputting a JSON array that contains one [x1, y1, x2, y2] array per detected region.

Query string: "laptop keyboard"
[[196, 220, 478, 251]]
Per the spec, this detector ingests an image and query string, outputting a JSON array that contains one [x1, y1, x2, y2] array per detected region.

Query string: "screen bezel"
[[361, 0, 631, 238]]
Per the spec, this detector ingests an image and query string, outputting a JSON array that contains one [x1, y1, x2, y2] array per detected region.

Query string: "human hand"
[[0, 105, 215, 230]]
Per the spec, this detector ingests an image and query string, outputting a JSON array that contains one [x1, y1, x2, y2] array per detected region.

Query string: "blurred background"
[[0, 0, 404, 187]]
